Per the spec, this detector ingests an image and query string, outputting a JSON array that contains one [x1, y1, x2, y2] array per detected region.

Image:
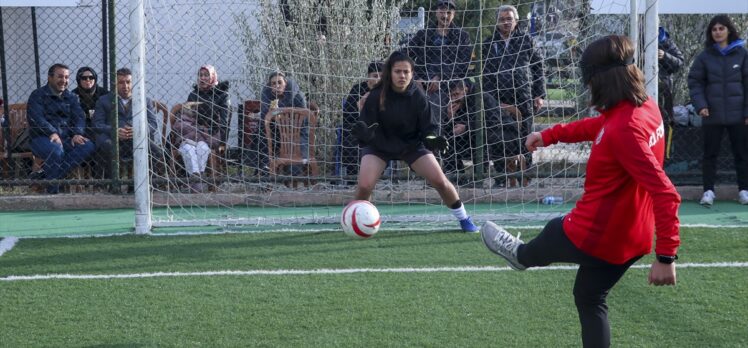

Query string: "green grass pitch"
[[1, 227, 746, 347]]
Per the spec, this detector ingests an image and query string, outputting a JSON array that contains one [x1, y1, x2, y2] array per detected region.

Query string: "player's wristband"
[[656, 254, 678, 264]]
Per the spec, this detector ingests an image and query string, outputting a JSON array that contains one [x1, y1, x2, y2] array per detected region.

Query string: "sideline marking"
[[2, 262, 747, 282], [9, 223, 746, 239], [0, 237, 19, 257]]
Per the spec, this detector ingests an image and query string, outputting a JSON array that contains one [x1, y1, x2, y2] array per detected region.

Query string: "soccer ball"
[[341, 200, 381, 238]]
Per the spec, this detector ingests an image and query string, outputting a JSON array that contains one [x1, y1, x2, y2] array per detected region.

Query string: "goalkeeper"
[[352, 51, 478, 233]]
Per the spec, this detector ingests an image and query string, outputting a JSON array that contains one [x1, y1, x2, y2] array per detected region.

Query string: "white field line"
[[0, 237, 19, 257], [8, 223, 746, 240], [2, 262, 747, 282]]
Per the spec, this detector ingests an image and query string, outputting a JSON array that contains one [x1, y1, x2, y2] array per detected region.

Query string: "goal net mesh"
[[140, 0, 639, 231]]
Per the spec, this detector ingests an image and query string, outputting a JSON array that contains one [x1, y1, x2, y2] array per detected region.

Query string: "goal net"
[[137, 0, 651, 232]]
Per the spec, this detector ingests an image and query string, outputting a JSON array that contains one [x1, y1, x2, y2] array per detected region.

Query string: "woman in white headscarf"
[[173, 65, 230, 191]]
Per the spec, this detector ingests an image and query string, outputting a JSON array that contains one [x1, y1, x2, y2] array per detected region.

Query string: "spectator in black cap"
[[405, 0, 472, 107], [339, 60, 383, 180]]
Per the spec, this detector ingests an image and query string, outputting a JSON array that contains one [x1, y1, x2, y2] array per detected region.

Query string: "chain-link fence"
[[1, 1, 746, 197], [0, 1, 260, 195], [1, 2, 109, 194]]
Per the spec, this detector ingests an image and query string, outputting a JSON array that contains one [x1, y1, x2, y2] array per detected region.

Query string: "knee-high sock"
[[449, 201, 468, 221]]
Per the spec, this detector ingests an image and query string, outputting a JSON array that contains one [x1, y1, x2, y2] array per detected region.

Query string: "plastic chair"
[[264, 108, 319, 188]]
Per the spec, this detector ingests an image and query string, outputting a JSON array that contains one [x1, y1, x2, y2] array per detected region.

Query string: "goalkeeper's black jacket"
[[358, 81, 438, 157]]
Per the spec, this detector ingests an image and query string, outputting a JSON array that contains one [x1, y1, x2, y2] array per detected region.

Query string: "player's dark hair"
[[581, 35, 647, 110]]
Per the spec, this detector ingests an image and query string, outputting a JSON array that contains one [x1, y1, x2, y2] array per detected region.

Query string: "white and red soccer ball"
[[341, 200, 381, 238]]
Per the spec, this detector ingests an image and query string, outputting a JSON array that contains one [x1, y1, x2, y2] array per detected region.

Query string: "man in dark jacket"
[[27, 63, 96, 194], [657, 26, 685, 125], [482, 5, 545, 168], [92, 68, 163, 180], [405, 0, 472, 102], [340, 61, 383, 178]]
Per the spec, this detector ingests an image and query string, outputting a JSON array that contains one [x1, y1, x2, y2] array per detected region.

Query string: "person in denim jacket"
[[27, 63, 95, 193]]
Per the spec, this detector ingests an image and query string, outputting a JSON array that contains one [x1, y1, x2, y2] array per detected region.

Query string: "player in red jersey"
[[480, 35, 681, 348]]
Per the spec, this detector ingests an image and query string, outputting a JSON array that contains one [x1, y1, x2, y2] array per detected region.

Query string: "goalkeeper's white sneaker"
[[480, 221, 526, 271], [739, 190, 748, 205], [700, 190, 715, 206]]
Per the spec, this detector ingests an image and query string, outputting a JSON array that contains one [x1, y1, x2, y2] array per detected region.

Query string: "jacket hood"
[[261, 76, 304, 104], [389, 81, 421, 97], [713, 39, 746, 56], [283, 78, 302, 95], [658, 27, 669, 43]]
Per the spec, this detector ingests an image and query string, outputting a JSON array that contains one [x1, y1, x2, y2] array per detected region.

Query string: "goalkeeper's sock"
[[450, 201, 468, 221]]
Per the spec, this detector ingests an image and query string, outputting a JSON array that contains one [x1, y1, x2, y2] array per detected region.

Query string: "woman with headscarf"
[[72, 67, 106, 139], [72, 66, 107, 181], [173, 65, 230, 191]]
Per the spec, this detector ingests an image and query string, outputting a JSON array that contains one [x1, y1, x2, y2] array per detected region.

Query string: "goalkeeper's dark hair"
[[375, 50, 415, 111]]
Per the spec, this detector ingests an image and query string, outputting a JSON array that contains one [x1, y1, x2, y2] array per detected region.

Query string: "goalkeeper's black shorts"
[[361, 145, 431, 166]]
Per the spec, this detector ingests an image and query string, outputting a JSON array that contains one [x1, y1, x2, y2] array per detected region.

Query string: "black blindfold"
[[580, 56, 635, 85]]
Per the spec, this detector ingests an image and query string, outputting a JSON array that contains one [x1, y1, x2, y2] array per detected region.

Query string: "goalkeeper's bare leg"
[[410, 153, 478, 232], [354, 154, 387, 201]]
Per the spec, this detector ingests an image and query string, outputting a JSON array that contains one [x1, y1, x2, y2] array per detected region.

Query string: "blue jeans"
[[30, 135, 96, 193]]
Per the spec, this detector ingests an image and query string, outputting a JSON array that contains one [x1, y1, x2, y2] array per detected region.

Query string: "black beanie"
[[367, 61, 384, 74]]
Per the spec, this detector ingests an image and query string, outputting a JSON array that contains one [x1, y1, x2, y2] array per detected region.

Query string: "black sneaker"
[[494, 177, 506, 188], [29, 170, 46, 181]]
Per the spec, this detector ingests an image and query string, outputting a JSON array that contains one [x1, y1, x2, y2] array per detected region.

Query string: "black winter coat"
[[342, 81, 370, 149], [657, 28, 684, 123], [657, 29, 684, 96], [72, 85, 107, 138], [406, 24, 473, 82], [187, 81, 230, 141], [688, 40, 748, 125], [481, 29, 545, 113]]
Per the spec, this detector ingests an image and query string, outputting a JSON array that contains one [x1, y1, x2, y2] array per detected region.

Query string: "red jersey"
[[541, 98, 680, 264]]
